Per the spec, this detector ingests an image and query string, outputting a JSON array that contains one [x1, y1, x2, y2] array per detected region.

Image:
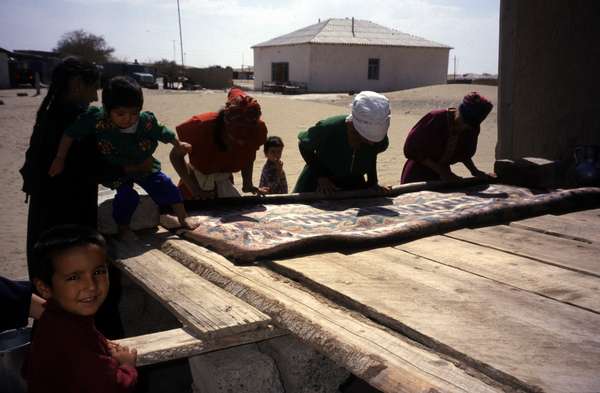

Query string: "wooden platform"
[[158, 206, 600, 393], [262, 208, 600, 393], [162, 237, 507, 393], [111, 202, 600, 393]]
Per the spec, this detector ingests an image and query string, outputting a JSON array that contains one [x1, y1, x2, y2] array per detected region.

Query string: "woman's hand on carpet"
[[317, 177, 339, 195], [371, 184, 393, 194], [243, 184, 268, 196]]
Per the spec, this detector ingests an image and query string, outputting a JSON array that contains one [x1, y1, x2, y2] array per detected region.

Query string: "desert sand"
[[0, 84, 497, 279]]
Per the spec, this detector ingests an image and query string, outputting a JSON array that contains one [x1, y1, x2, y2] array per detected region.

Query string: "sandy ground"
[[0, 84, 497, 280]]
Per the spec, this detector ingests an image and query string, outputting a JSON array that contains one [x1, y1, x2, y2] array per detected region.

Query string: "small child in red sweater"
[[25, 225, 137, 393]]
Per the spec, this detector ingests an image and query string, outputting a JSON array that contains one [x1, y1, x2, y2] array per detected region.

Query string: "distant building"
[[233, 66, 254, 80], [252, 18, 451, 93], [0, 48, 60, 87]]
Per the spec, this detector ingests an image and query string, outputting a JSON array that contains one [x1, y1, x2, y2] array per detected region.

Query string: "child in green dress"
[[49, 76, 196, 238]]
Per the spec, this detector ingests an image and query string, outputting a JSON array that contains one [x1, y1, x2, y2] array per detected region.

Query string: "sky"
[[0, 0, 500, 74]]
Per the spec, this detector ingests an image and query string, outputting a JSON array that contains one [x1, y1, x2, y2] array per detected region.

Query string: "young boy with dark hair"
[[25, 225, 137, 393], [49, 76, 197, 239], [259, 136, 288, 194]]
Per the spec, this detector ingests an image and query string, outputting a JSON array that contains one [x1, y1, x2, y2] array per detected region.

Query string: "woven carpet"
[[163, 184, 600, 262]]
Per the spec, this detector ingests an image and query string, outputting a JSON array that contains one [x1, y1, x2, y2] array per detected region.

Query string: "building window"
[[368, 58, 380, 80], [271, 62, 289, 83]]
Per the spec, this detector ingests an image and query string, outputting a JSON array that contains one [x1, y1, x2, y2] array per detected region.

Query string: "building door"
[[271, 62, 289, 83]]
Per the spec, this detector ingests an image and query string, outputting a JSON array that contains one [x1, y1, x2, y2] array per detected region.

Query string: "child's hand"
[[110, 343, 137, 367], [180, 142, 192, 154], [173, 141, 192, 156], [48, 156, 65, 177]]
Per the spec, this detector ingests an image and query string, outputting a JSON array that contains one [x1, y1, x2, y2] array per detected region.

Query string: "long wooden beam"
[[182, 177, 489, 209]]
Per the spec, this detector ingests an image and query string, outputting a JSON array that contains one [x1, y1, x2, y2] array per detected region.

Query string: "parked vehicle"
[[100, 62, 158, 89], [132, 72, 159, 89]]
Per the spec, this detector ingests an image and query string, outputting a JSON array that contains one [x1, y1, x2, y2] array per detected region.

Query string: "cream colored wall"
[[308, 45, 449, 93], [253, 45, 311, 90], [254, 44, 448, 93]]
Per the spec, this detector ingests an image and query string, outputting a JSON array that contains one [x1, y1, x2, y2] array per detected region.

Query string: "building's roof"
[[14, 50, 59, 58], [253, 18, 451, 49]]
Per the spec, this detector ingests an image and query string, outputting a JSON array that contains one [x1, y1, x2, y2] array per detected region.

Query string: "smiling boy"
[[25, 225, 137, 393]]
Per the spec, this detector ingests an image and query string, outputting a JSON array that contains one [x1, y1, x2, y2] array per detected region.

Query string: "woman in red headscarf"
[[170, 88, 268, 198], [400, 92, 494, 184]]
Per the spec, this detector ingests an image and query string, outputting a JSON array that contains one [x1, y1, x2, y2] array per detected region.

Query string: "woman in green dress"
[[293, 91, 391, 194]]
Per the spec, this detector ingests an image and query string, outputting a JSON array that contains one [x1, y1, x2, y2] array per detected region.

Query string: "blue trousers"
[[113, 171, 183, 225]]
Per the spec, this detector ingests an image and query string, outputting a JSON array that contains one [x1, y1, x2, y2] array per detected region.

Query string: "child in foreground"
[[25, 225, 137, 393], [49, 76, 196, 239], [259, 136, 288, 194]]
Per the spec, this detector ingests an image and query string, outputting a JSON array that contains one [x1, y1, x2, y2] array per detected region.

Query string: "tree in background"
[[152, 59, 183, 89], [55, 30, 114, 64], [153, 59, 182, 78]]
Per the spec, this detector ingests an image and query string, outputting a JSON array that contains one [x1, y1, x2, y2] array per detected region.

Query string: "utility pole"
[[176, 0, 185, 68], [453, 55, 457, 80]]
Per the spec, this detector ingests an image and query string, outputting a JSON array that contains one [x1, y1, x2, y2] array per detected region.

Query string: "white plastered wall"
[[253, 45, 311, 90], [307, 44, 449, 93], [253, 43, 449, 93]]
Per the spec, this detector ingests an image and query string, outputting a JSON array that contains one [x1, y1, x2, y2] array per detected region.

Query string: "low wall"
[[186, 66, 233, 89]]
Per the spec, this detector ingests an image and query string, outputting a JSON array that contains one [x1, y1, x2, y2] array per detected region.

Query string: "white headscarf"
[[346, 91, 391, 142]]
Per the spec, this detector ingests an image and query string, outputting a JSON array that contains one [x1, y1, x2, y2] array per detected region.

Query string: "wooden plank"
[[555, 208, 600, 224], [115, 326, 288, 367], [446, 225, 600, 277], [161, 237, 507, 393], [114, 241, 271, 339], [510, 213, 600, 243], [267, 247, 600, 393], [396, 235, 600, 313]]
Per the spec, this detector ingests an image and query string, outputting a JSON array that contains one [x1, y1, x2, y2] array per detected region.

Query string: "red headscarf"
[[224, 88, 261, 123]]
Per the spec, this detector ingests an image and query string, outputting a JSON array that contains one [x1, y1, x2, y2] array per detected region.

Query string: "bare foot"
[[178, 216, 199, 230]]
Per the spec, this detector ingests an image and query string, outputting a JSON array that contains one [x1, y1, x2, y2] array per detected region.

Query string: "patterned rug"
[[162, 184, 600, 262]]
